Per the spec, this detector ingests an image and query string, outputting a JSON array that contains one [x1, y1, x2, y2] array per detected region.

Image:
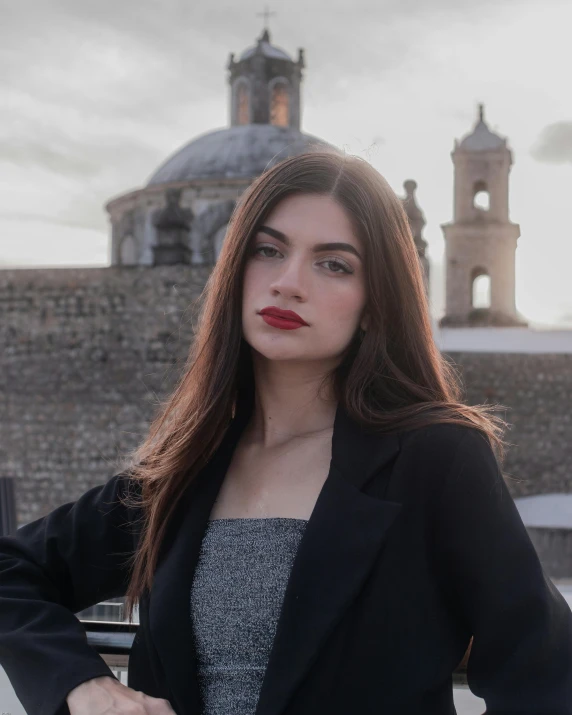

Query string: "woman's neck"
[[245, 355, 338, 449]]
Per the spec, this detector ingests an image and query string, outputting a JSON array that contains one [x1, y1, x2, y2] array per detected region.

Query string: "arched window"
[[270, 81, 290, 127], [236, 82, 250, 125], [119, 234, 137, 266], [473, 180, 490, 211], [471, 268, 491, 309]]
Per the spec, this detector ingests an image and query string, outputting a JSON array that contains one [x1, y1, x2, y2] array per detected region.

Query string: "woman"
[[1, 151, 571, 715]]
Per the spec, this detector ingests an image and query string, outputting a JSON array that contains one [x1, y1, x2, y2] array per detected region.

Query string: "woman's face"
[[242, 193, 368, 367]]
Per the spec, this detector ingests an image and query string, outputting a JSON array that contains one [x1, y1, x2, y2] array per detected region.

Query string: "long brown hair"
[[118, 150, 509, 622]]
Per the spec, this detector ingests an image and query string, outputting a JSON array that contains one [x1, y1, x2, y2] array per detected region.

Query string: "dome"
[[459, 119, 506, 151], [459, 105, 506, 152], [238, 28, 293, 62], [239, 40, 292, 62], [147, 124, 332, 186]]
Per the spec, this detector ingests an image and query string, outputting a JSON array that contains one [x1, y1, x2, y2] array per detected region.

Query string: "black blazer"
[[1, 394, 572, 715]]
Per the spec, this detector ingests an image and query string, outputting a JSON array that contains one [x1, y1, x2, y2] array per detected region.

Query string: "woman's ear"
[[360, 312, 369, 333]]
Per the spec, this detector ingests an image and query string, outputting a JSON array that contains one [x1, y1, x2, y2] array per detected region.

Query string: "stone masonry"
[[1, 267, 571, 527]]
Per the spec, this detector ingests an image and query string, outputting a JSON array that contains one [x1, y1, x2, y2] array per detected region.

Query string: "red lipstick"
[[258, 306, 308, 330]]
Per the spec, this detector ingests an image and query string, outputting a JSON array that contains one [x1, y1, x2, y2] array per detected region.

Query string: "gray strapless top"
[[190, 517, 308, 715]]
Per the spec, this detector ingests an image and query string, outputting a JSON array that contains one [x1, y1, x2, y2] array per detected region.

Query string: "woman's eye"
[[255, 245, 280, 258], [321, 259, 353, 275], [254, 245, 352, 275]]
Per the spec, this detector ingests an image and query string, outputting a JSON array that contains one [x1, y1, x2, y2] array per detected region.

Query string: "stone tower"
[[227, 28, 305, 129], [440, 105, 527, 327]]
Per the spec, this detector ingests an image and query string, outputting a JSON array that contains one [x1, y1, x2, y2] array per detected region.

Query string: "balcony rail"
[[79, 618, 472, 689]]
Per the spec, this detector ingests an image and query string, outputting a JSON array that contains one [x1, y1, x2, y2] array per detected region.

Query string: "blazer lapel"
[[147, 392, 403, 715], [254, 404, 403, 715]]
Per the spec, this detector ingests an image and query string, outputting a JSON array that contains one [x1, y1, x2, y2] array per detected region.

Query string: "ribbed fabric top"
[[190, 517, 308, 715]]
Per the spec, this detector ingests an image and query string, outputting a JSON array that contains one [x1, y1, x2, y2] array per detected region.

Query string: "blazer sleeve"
[[0, 471, 141, 715], [432, 428, 572, 714]]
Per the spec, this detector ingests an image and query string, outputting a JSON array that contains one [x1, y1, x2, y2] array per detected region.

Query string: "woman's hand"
[[66, 675, 177, 714]]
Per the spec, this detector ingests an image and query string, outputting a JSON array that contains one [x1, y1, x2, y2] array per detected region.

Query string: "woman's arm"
[[433, 428, 572, 714], [0, 471, 141, 715]]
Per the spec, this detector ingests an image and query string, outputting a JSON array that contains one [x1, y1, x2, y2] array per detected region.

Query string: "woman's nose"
[[269, 257, 308, 299]]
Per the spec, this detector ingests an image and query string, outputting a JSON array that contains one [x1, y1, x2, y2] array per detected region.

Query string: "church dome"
[[239, 40, 292, 61], [237, 27, 293, 62], [147, 124, 331, 186], [459, 104, 506, 152]]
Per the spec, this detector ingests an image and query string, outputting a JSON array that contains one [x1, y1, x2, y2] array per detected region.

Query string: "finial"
[[478, 103, 485, 123], [401, 180, 426, 248], [256, 5, 277, 34], [403, 179, 417, 196]]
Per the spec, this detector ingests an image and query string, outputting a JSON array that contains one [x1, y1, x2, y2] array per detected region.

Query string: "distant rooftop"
[[458, 103, 507, 152], [434, 325, 572, 354], [239, 29, 292, 62], [515, 494, 572, 529], [147, 125, 331, 185]]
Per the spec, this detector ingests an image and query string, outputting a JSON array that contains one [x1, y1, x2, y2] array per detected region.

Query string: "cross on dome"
[[256, 5, 277, 31]]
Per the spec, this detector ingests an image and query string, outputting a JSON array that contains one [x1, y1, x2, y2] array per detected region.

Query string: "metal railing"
[[81, 619, 137, 685], [80, 619, 471, 689]]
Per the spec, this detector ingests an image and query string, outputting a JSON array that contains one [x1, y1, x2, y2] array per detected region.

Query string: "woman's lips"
[[261, 314, 305, 330], [258, 307, 308, 331]]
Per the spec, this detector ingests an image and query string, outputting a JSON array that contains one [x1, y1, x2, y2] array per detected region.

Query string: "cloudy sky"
[[1, 0, 571, 326]]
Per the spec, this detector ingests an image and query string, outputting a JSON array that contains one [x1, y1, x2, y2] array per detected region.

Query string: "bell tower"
[[440, 105, 527, 327], [227, 27, 304, 130]]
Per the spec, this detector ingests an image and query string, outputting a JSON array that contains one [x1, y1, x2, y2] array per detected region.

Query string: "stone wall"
[[0, 266, 208, 525], [443, 350, 572, 496], [1, 266, 571, 527]]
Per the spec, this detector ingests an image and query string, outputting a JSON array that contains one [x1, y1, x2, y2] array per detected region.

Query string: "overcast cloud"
[[531, 122, 572, 164]]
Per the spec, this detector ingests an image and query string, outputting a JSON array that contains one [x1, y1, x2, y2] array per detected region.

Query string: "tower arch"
[[268, 76, 291, 127], [471, 266, 491, 309], [231, 77, 251, 126], [472, 180, 490, 212]]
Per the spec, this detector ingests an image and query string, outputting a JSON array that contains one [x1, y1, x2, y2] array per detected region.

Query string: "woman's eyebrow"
[[257, 225, 362, 260]]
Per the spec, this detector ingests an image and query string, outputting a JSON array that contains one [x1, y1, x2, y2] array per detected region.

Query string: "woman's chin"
[[254, 348, 307, 362], [248, 338, 311, 362], [252, 346, 344, 368]]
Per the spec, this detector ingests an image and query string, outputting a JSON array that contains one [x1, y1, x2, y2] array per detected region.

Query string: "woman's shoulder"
[[398, 420, 493, 461], [388, 421, 500, 504]]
